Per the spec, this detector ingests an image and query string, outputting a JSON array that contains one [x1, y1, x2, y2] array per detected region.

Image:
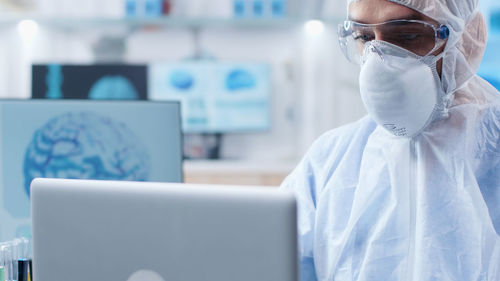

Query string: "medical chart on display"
[[149, 62, 271, 133], [0, 101, 182, 241]]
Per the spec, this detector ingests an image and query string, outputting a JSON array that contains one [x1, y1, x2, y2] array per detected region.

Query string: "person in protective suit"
[[281, 0, 500, 280]]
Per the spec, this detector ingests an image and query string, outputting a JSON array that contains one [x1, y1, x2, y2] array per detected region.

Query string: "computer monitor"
[[32, 64, 148, 100], [31, 178, 298, 281], [0, 100, 182, 241], [149, 61, 271, 133]]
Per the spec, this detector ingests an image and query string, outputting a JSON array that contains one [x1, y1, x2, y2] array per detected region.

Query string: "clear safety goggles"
[[338, 20, 450, 65]]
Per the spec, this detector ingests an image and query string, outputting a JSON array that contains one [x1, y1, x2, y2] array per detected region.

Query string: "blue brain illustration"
[[226, 69, 256, 91], [23, 112, 151, 197], [170, 70, 195, 91]]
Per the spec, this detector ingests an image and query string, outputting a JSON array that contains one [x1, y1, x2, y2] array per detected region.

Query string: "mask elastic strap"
[[434, 51, 446, 62], [426, 50, 453, 118]]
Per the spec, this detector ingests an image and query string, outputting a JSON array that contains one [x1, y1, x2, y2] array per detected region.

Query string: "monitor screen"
[[478, 1, 500, 90], [0, 100, 182, 241], [149, 62, 271, 133], [32, 64, 148, 100]]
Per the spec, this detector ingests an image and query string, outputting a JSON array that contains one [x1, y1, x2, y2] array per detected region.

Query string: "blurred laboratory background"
[[0, 0, 498, 186]]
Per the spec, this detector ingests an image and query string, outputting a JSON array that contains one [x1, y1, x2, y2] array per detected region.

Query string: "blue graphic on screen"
[[481, 75, 500, 89], [478, 37, 500, 91], [88, 75, 139, 99], [23, 111, 151, 197], [478, 2, 500, 91], [45, 64, 63, 99], [226, 69, 256, 91], [149, 62, 271, 132], [170, 70, 195, 91], [491, 9, 500, 33]]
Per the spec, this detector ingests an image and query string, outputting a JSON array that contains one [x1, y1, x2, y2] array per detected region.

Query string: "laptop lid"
[[31, 178, 298, 281]]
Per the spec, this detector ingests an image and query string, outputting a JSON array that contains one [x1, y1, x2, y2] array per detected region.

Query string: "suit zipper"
[[407, 139, 417, 281]]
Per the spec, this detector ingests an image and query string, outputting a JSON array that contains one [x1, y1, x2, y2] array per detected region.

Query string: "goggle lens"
[[338, 20, 449, 64]]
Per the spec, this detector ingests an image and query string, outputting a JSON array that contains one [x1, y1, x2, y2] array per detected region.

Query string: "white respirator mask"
[[359, 41, 447, 137]]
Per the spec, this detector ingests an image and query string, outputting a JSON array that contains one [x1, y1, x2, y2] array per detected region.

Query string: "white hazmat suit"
[[281, 0, 500, 280]]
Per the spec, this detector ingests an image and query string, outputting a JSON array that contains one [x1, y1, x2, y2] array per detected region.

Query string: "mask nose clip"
[[362, 43, 385, 64]]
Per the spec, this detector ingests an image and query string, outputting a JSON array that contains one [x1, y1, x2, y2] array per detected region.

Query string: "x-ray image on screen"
[[32, 64, 148, 100], [149, 62, 271, 133], [0, 100, 182, 241]]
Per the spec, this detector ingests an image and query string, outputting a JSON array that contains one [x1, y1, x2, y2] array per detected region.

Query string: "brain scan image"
[[23, 111, 151, 197], [225, 69, 257, 91], [170, 70, 195, 91], [88, 75, 140, 100]]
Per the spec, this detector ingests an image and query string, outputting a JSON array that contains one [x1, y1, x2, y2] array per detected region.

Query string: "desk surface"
[[184, 160, 297, 173], [183, 160, 297, 186]]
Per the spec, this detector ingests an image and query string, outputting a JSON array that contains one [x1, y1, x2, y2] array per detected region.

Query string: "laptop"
[[31, 178, 298, 281]]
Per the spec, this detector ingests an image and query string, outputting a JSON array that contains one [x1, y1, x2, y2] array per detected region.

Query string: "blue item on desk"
[[234, 0, 247, 17], [253, 0, 264, 16], [271, 0, 285, 17], [145, 0, 162, 17], [125, 0, 137, 17]]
